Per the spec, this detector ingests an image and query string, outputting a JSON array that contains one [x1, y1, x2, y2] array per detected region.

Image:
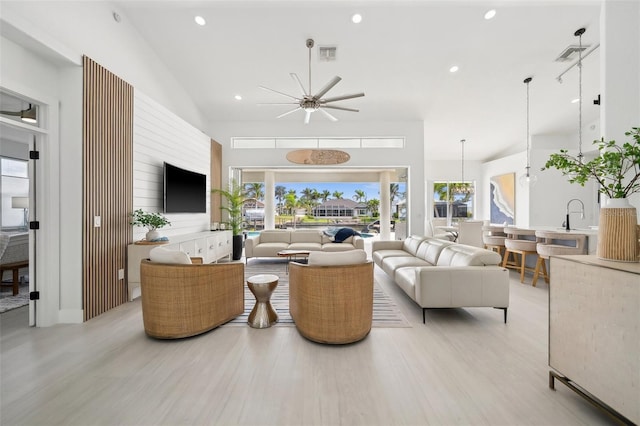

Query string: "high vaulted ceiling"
[[114, 0, 602, 161], [2, 1, 603, 162]]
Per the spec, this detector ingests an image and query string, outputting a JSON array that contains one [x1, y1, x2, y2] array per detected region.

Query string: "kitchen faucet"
[[565, 198, 585, 231]]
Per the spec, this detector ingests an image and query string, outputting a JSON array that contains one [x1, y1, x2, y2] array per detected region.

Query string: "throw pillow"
[[149, 246, 192, 264], [333, 227, 360, 243], [308, 249, 367, 266]]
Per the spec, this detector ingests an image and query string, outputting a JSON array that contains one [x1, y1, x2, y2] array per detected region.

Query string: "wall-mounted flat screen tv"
[[164, 162, 206, 213]]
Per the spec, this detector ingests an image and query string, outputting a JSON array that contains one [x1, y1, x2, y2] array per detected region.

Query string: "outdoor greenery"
[[129, 209, 171, 231], [240, 182, 406, 221], [542, 127, 640, 199]]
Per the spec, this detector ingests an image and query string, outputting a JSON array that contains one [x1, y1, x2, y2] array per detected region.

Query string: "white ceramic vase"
[[146, 230, 160, 241]]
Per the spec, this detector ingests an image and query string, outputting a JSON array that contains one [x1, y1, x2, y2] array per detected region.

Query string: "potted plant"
[[542, 127, 640, 261], [129, 209, 171, 242], [212, 179, 247, 260]]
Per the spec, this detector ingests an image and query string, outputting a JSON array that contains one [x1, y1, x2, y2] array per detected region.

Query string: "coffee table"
[[277, 249, 311, 273]]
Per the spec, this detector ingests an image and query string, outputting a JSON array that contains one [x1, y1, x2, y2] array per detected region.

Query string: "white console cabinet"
[[126, 231, 232, 301]]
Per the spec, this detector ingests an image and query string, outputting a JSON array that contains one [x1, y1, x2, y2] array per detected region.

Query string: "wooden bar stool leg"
[[519, 252, 527, 283], [542, 258, 549, 283], [532, 256, 543, 287]]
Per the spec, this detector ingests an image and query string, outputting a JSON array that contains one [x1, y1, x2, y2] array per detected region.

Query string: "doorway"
[[0, 90, 45, 326]]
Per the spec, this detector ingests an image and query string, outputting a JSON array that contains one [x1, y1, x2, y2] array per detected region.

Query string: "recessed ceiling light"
[[449, 65, 459, 73], [194, 16, 206, 26], [484, 9, 496, 20], [352, 13, 362, 24], [571, 98, 580, 103], [234, 95, 242, 101]]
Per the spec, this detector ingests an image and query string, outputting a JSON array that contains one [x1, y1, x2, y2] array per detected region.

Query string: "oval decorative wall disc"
[[286, 149, 350, 165]]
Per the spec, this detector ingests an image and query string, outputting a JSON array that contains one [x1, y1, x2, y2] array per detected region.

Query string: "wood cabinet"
[[549, 255, 640, 424], [127, 231, 232, 301]]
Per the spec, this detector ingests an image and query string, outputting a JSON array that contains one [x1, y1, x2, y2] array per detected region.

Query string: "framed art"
[[490, 173, 515, 225]]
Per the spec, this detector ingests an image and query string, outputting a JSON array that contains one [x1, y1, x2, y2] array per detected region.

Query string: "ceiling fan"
[[0, 103, 37, 123], [258, 38, 365, 124]]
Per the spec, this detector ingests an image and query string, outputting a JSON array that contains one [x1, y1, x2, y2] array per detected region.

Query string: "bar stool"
[[532, 230, 587, 287], [503, 227, 539, 284], [482, 225, 507, 260]]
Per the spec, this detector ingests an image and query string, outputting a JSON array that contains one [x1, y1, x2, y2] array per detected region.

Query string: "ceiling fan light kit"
[[259, 38, 364, 124]]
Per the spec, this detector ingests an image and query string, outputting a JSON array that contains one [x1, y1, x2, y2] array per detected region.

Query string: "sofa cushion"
[[259, 230, 291, 244], [290, 230, 323, 244], [322, 242, 360, 252], [288, 242, 323, 251], [382, 256, 431, 278], [402, 235, 428, 256], [308, 249, 367, 266], [149, 246, 192, 264], [436, 244, 502, 267], [252, 242, 290, 257], [415, 238, 454, 264]]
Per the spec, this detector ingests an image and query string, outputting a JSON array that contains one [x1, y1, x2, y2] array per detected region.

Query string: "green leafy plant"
[[129, 209, 171, 231], [212, 179, 247, 236], [542, 127, 640, 199]]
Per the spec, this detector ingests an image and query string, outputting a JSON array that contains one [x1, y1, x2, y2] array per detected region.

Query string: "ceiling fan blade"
[[321, 92, 365, 103], [258, 85, 300, 101], [276, 107, 302, 119], [322, 105, 360, 113], [312, 76, 342, 99], [290, 73, 308, 96], [257, 102, 299, 106], [304, 110, 312, 124], [319, 108, 338, 122]]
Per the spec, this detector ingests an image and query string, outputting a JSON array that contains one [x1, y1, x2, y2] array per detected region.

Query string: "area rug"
[[225, 259, 411, 328], [0, 282, 29, 314]]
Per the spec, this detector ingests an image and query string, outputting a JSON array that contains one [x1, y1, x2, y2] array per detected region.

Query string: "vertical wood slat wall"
[[211, 139, 222, 224], [83, 56, 133, 321]]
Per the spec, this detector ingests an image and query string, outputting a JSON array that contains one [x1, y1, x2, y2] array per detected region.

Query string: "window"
[[433, 181, 474, 221], [1, 158, 29, 229]]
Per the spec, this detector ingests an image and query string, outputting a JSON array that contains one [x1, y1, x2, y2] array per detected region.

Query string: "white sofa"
[[372, 235, 509, 323], [245, 229, 364, 262]]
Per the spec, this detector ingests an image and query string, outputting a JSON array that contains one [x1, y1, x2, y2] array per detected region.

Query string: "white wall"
[[1, 1, 205, 132], [208, 120, 426, 236], [133, 91, 211, 241]]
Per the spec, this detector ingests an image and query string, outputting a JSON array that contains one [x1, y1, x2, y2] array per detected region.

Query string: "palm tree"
[[320, 189, 331, 203], [353, 189, 367, 203], [244, 182, 264, 201], [332, 190, 344, 199], [389, 183, 400, 205], [275, 185, 286, 214], [284, 192, 297, 216], [367, 199, 380, 217]]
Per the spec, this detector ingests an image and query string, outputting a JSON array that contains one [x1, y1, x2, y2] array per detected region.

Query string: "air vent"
[[555, 44, 590, 62], [318, 46, 337, 61]]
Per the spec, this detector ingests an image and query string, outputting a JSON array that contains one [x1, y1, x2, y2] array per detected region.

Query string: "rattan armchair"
[[289, 260, 374, 344], [140, 259, 244, 339]]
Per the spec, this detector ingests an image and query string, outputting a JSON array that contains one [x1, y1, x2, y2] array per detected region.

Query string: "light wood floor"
[[1, 263, 615, 425]]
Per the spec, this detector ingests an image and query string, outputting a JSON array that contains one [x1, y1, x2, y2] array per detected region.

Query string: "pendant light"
[[454, 139, 474, 194], [575, 27, 585, 163], [519, 77, 537, 187]]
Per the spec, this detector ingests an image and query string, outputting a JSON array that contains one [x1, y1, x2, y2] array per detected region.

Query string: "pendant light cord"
[[526, 78, 531, 175], [576, 28, 585, 162], [460, 139, 465, 184]]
